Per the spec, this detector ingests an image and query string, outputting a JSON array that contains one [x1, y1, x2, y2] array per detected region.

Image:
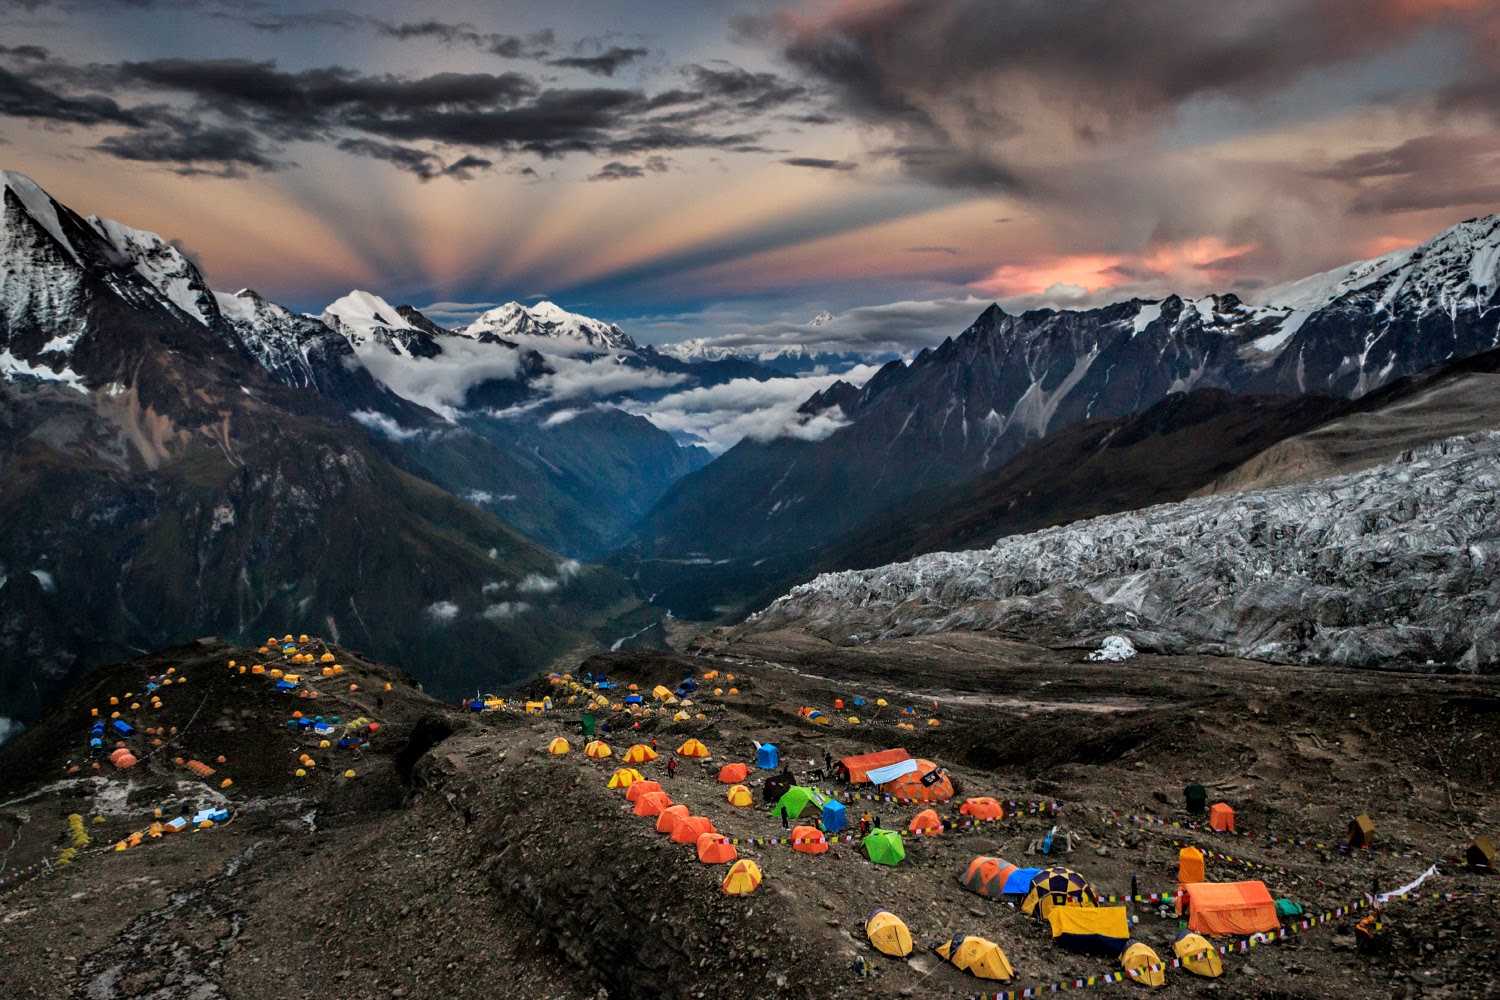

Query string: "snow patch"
[[1086, 635, 1137, 662]]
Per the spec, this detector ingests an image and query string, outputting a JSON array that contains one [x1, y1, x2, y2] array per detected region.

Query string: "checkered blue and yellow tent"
[[1021, 866, 1099, 919]]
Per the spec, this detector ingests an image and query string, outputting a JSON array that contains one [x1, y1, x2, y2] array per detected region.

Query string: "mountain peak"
[[1, 169, 80, 263], [462, 300, 636, 353]]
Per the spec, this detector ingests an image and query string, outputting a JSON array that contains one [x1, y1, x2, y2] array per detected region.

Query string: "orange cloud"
[[971, 237, 1259, 299], [971, 253, 1129, 298]]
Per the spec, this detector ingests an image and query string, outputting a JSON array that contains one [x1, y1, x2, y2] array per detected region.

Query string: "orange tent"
[[626, 779, 664, 802], [1178, 846, 1206, 884], [717, 762, 749, 783], [882, 759, 954, 803], [909, 808, 944, 835], [632, 791, 673, 817], [959, 856, 1019, 899], [671, 815, 717, 844], [656, 804, 691, 834], [1209, 803, 1236, 833], [960, 797, 1004, 821], [697, 832, 737, 864], [837, 748, 912, 784], [791, 825, 829, 855], [1177, 881, 1279, 936]]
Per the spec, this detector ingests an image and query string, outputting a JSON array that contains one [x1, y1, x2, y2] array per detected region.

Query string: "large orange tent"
[[960, 797, 1004, 821], [881, 759, 954, 803], [791, 825, 829, 855], [697, 832, 737, 864], [632, 791, 673, 817], [1209, 803, 1236, 832], [1177, 881, 1279, 936], [717, 762, 749, 783], [655, 804, 691, 834], [671, 815, 717, 844], [626, 779, 663, 802], [837, 748, 911, 784]]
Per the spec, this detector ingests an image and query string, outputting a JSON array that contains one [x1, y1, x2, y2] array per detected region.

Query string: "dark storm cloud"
[[1309, 132, 1500, 215], [684, 64, 806, 112], [233, 11, 555, 59], [95, 121, 280, 176], [775, 0, 1500, 189], [587, 154, 670, 181], [0, 67, 147, 126], [781, 156, 855, 171], [336, 138, 493, 181], [548, 46, 649, 77]]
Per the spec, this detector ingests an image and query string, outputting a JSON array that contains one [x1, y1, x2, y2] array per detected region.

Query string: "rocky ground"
[[0, 631, 1496, 999]]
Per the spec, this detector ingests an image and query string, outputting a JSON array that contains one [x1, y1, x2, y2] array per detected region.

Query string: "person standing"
[[667, 757, 678, 780], [780, 805, 790, 830]]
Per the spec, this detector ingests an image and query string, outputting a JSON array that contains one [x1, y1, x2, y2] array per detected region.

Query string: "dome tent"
[[932, 934, 1013, 981], [547, 737, 571, 755], [697, 832, 737, 864], [626, 780, 663, 802], [721, 859, 762, 895], [1173, 931, 1223, 978], [864, 909, 913, 958], [1121, 942, 1166, 987], [1021, 867, 1099, 919], [959, 856, 1020, 900]]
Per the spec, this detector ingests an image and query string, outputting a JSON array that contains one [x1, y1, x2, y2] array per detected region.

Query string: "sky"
[[4, 0, 1500, 357]]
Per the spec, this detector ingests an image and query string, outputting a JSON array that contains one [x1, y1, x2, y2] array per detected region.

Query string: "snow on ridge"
[[323, 290, 415, 335], [746, 431, 1500, 670], [0, 170, 80, 263], [87, 215, 214, 325], [462, 300, 636, 352]]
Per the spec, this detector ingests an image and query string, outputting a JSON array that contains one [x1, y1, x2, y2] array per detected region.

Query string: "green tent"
[[774, 786, 828, 819], [1275, 898, 1304, 918], [581, 714, 596, 737], [863, 828, 905, 866]]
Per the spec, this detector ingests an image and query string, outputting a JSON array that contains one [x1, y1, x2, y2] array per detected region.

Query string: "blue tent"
[[822, 800, 847, 832], [1002, 867, 1044, 898], [674, 677, 699, 697], [624, 694, 643, 705], [275, 680, 299, 692], [756, 744, 779, 769], [112, 720, 134, 737], [853, 696, 866, 707]]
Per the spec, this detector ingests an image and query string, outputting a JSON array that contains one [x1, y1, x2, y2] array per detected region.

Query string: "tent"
[[1348, 813, 1375, 849], [726, 784, 753, 807], [1121, 942, 1166, 987], [1173, 931, 1223, 977], [1176, 881, 1279, 936], [624, 694, 643, 706], [862, 829, 905, 866], [670, 815, 717, 844], [1275, 898, 1304, 919], [879, 759, 954, 803], [584, 740, 612, 760], [721, 859, 762, 895], [775, 786, 828, 819], [607, 767, 644, 789], [548, 737, 571, 755], [1047, 906, 1130, 957], [1002, 867, 1043, 899], [655, 804, 691, 834], [677, 739, 710, 758], [908, 808, 943, 835], [623, 744, 659, 764], [837, 748, 911, 784], [1468, 836, 1496, 870], [626, 779, 663, 802], [1184, 784, 1207, 814], [960, 856, 1020, 900], [763, 770, 798, 804], [821, 800, 847, 832], [791, 825, 829, 854], [932, 935, 1014, 981], [697, 832, 737, 865], [960, 797, 1004, 822], [672, 711, 690, 722], [1208, 803, 1235, 832], [717, 762, 748, 783], [1178, 846, 1206, 884], [864, 909, 913, 958], [652, 685, 674, 700], [632, 791, 674, 817], [1021, 867, 1099, 918], [756, 744, 778, 769]]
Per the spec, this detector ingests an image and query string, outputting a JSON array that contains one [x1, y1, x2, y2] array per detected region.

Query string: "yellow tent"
[[672, 710, 690, 721], [1172, 932, 1223, 978], [652, 685, 673, 700], [547, 737, 571, 755], [1122, 942, 1166, 988], [584, 740, 612, 759], [865, 909, 913, 958], [876, 698, 888, 706], [608, 767, 645, 788], [933, 935, 1014, 981], [676, 738, 710, 758], [623, 744, 659, 764], [721, 859, 762, 895], [726, 784, 753, 807]]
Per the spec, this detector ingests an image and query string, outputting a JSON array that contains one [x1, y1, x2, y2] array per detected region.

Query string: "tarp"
[[838, 748, 911, 784], [865, 909, 913, 958], [865, 759, 920, 785], [1002, 867, 1043, 897], [1048, 906, 1130, 957], [1177, 881, 1279, 936]]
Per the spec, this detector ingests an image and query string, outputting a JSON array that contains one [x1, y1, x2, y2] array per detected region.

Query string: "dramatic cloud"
[[781, 157, 855, 170], [549, 46, 649, 77], [620, 366, 881, 453], [336, 138, 493, 181], [353, 338, 523, 421], [588, 155, 670, 181], [1307, 131, 1500, 215]]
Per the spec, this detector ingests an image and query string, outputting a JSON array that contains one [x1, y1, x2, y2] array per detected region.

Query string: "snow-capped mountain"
[[462, 300, 637, 353], [633, 214, 1500, 566], [321, 289, 443, 358], [85, 214, 218, 328], [655, 338, 869, 373], [739, 430, 1500, 670]]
